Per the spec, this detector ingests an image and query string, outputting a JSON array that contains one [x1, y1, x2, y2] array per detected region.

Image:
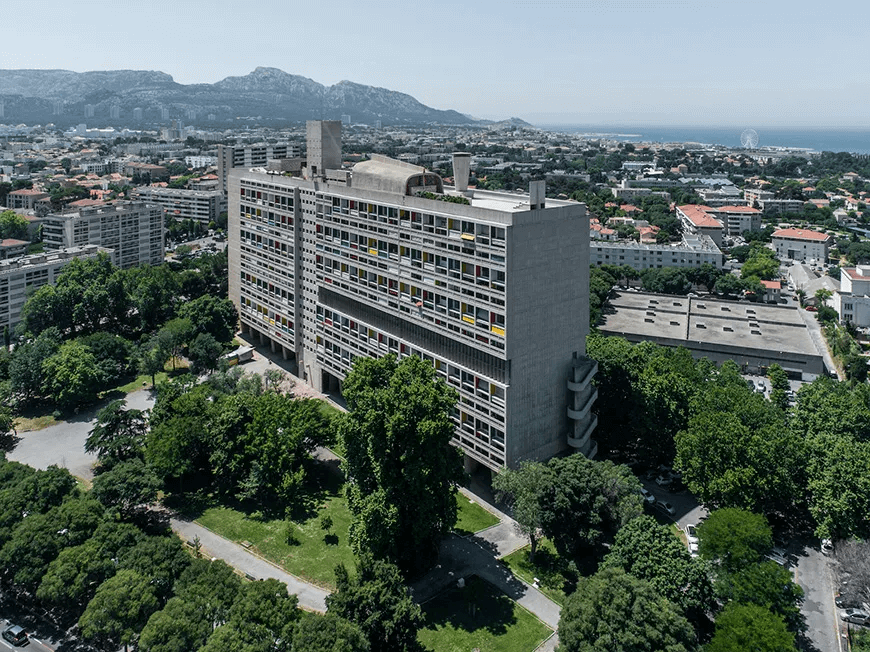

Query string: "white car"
[[640, 488, 655, 504], [840, 608, 870, 626], [821, 539, 834, 555], [684, 524, 699, 545]]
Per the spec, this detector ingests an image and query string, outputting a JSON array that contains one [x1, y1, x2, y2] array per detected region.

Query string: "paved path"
[[170, 517, 330, 613], [797, 303, 841, 379], [8, 388, 156, 480], [794, 544, 842, 652]]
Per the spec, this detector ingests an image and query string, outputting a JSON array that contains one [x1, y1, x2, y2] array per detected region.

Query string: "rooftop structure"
[[771, 228, 831, 263]]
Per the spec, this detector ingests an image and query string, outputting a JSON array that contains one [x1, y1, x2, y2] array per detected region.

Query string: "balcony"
[[568, 358, 598, 392], [567, 414, 598, 455]]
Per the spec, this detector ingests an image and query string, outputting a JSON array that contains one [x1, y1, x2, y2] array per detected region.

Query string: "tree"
[[37, 521, 144, 617], [156, 318, 193, 371], [42, 340, 102, 410], [292, 612, 369, 652], [706, 603, 795, 652], [78, 569, 159, 652], [338, 355, 463, 577], [117, 535, 191, 603], [188, 332, 223, 375], [139, 597, 215, 652], [814, 288, 833, 307], [767, 363, 790, 411], [804, 435, 870, 540], [538, 454, 643, 561], [492, 460, 549, 561], [557, 567, 696, 652], [140, 338, 169, 388], [602, 515, 715, 623], [0, 209, 28, 240], [326, 555, 423, 652], [91, 458, 161, 518], [8, 328, 61, 403], [199, 578, 299, 652], [178, 295, 238, 343], [697, 508, 773, 571], [719, 561, 805, 632], [86, 399, 149, 466]]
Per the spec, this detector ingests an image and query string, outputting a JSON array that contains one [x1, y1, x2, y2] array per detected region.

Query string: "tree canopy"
[[338, 355, 463, 577]]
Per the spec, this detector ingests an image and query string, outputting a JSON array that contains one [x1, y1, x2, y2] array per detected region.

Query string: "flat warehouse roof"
[[601, 291, 819, 359]]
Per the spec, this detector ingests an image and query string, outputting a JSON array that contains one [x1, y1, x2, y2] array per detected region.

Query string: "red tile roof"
[[760, 280, 781, 289], [0, 238, 28, 247], [771, 228, 830, 242], [678, 205, 722, 228], [713, 205, 760, 213]]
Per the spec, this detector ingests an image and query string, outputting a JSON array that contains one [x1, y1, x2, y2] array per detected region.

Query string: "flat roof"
[[601, 291, 816, 357]]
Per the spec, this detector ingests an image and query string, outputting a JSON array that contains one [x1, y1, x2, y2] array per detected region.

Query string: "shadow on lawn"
[[164, 452, 346, 524], [422, 575, 517, 636]]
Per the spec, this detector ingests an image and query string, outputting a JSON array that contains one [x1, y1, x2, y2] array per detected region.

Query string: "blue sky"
[[3, 0, 868, 127]]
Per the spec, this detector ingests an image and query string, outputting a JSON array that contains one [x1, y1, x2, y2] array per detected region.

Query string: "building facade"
[[228, 122, 597, 472], [134, 187, 226, 227], [590, 234, 723, 270], [707, 205, 762, 235], [41, 201, 164, 269], [676, 204, 724, 246], [0, 245, 112, 332], [834, 266, 870, 327], [6, 189, 49, 210], [771, 228, 831, 262]]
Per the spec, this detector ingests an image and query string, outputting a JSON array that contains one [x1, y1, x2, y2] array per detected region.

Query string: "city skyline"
[[3, 0, 868, 127]]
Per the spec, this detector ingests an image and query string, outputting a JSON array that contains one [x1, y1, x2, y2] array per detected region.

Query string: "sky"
[[3, 0, 868, 127]]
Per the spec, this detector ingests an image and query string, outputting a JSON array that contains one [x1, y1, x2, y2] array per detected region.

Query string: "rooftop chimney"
[[452, 152, 471, 194]]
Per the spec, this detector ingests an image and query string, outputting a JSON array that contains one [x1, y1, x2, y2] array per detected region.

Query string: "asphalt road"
[[794, 544, 842, 652], [0, 619, 56, 652], [8, 389, 156, 480]]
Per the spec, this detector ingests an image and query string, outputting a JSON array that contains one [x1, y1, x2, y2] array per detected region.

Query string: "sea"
[[536, 125, 870, 155]]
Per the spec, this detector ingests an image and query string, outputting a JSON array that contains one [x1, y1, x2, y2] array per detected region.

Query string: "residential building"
[[134, 187, 226, 226], [759, 279, 781, 303], [0, 239, 28, 260], [590, 233, 722, 271], [41, 201, 164, 269], [217, 143, 301, 194], [707, 205, 762, 236], [228, 121, 598, 472], [6, 189, 49, 210], [771, 228, 831, 262], [124, 162, 169, 181], [833, 266, 870, 327], [676, 205, 724, 246], [0, 245, 113, 332]]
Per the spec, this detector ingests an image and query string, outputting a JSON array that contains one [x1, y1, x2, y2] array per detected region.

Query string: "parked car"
[[806, 306, 817, 312], [821, 539, 834, 555], [835, 595, 860, 610], [2, 624, 28, 647], [688, 540, 699, 557], [685, 524, 699, 544], [640, 488, 655, 504], [765, 551, 788, 566], [840, 608, 870, 626], [655, 500, 675, 516], [655, 474, 673, 487]]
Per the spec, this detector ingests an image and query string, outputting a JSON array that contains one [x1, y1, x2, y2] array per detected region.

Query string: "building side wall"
[[504, 204, 590, 466]]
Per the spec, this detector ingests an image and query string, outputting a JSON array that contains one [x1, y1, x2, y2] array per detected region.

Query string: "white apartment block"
[[228, 122, 598, 472], [834, 265, 870, 327], [134, 187, 226, 226], [41, 202, 164, 269], [771, 228, 831, 263], [591, 234, 723, 271], [0, 245, 113, 332], [707, 205, 761, 235], [217, 143, 301, 194]]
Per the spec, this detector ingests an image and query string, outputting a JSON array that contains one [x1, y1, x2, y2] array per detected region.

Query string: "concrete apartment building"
[[6, 189, 49, 210], [134, 187, 226, 226], [707, 205, 762, 235], [228, 122, 598, 472], [218, 143, 302, 194], [42, 201, 164, 269], [591, 233, 723, 271], [833, 266, 870, 327], [771, 228, 831, 263], [676, 205, 724, 246], [0, 245, 112, 332]]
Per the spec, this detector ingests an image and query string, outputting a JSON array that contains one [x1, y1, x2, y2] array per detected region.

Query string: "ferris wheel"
[[740, 128, 759, 149]]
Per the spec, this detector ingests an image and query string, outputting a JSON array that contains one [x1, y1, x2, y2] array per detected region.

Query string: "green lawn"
[[196, 492, 355, 589], [454, 493, 500, 535], [500, 538, 571, 606], [112, 371, 169, 394], [417, 575, 552, 652]]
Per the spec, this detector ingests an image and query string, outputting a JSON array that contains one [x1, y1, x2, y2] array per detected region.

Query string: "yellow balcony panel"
[[369, 248, 378, 256], [462, 315, 475, 324], [491, 325, 505, 336], [461, 233, 475, 241]]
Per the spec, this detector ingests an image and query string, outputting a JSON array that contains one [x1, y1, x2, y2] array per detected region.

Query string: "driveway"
[[8, 389, 156, 480]]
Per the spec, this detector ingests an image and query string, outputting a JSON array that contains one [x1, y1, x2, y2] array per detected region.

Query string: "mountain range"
[[0, 67, 484, 127]]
